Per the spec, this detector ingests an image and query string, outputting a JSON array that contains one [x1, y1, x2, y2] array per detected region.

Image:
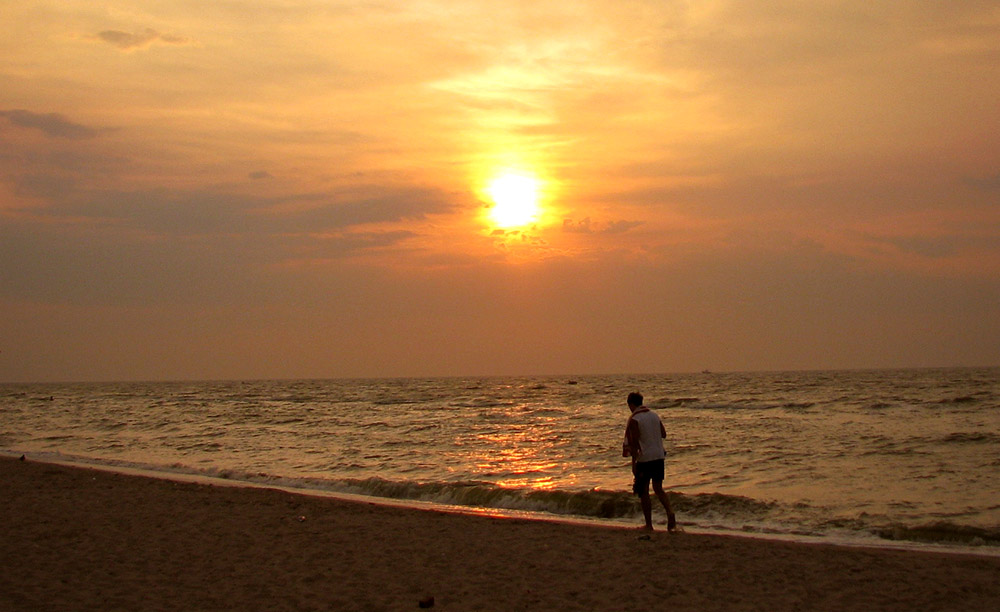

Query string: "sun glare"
[[486, 172, 541, 228]]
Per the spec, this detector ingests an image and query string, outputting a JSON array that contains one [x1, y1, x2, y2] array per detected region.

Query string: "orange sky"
[[2, 1, 999, 381]]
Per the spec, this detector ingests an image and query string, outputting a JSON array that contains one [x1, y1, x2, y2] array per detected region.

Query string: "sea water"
[[3, 368, 998, 554]]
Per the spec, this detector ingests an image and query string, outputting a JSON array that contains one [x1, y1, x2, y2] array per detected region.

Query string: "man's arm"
[[623, 418, 640, 458]]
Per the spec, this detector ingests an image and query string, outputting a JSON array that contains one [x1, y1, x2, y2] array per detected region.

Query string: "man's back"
[[628, 408, 665, 463]]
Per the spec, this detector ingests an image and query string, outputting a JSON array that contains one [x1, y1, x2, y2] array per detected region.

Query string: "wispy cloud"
[[562, 217, 641, 235], [94, 28, 190, 51], [0, 109, 103, 139], [18, 183, 455, 239], [965, 173, 1000, 192]]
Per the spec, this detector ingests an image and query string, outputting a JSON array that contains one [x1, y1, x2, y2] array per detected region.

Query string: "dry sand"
[[4, 456, 1000, 611]]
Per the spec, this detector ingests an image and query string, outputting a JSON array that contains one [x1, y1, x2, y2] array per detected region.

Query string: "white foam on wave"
[[5, 449, 999, 558]]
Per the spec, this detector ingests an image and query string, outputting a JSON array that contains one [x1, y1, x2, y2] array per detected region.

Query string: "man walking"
[[622, 392, 676, 531]]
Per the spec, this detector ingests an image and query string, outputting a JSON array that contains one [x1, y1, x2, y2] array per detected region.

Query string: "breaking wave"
[[334, 477, 776, 522], [876, 522, 1000, 547], [8, 450, 999, 552], [317, 478, 1000, 549]]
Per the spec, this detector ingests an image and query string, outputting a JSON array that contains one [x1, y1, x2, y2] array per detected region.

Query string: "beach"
[[4, 456, 1000, 611]]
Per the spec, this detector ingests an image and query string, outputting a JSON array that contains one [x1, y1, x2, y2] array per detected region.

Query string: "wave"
[[654, 399, 818, 411], [284, 477, 1000, 550], [331, 477, 779, 522], [7, 450, 998, 552], [449, 399, 518, 409], [876, 522, 1000, 546], [939, 432, 1000, 445], [335, 477, 640, 518], [269, 394, 328, 404], [936, 395, 979, 404], [866, 402, 894, 410]]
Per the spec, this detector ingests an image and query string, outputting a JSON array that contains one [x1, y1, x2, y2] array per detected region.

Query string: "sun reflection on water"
[[464, 416, 569, 491]]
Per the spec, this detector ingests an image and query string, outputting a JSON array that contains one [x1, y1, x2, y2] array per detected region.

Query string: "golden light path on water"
[[470, 416, 566, 491]]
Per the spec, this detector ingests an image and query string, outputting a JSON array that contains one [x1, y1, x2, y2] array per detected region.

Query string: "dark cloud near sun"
[[602, 220, 644, 234], [562, 217, 641, 234], [94, 28, 190, 51], [290, 186, 454, 229], [0, 183, 444, 308], [316, 230, 419, 255], [0, 212, 423, 308], [19, 182, 454, 238], [0, 109, 104, 139]]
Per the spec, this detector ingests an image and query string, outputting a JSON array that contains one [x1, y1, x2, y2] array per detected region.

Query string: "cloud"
[[882, 236, 960, 259], [311, 230, 419, 260], [965, 173, 1000, 192], [602, 220, 643, 234], [95, 28, 190, 51], [249, 170, 273, 180], [18, 182, 455, 239], [562, 217, 641, 234], [276, 186, 456, 231], [0, 109, 103, 139], [0, 211, 423, 310], [867, 232, 1000, 261]]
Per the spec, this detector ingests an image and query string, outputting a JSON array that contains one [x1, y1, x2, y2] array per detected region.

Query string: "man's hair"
[[627, 392, 643, 407]]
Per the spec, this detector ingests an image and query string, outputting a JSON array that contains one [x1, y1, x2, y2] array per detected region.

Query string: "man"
[[622, 391, 676, 531]]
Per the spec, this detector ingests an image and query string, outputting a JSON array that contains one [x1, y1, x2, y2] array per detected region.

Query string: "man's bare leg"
[[639, 492, 654, 530], [652, 481, 676, 531]]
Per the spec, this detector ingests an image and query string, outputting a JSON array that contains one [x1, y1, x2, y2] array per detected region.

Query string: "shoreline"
[[6, 455, 1000, 611], [6, 450, 997, 559]]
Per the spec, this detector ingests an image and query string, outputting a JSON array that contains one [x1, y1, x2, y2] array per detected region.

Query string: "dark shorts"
[[632, 458, 665, 496]]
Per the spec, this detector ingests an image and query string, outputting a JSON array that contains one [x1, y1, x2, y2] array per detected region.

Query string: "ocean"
[[3, 368, 998, 554]]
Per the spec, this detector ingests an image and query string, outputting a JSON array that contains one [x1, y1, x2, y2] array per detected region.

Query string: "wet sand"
[[4, 456, 1000, 611]]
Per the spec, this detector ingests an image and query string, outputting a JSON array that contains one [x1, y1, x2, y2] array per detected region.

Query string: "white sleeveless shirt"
[[629, 409, 666, 463]]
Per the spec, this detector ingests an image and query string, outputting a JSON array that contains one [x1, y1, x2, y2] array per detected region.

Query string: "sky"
[[2, 1, 999, 382]]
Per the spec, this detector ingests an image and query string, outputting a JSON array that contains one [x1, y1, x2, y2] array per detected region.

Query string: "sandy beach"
[[4, 456, 999, 611]]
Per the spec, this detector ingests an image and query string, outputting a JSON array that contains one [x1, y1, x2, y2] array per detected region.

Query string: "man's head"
[[627, 392, 643, 408]]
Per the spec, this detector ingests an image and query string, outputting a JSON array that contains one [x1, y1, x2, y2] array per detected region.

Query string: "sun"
[[485, 172, 541, 228]]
